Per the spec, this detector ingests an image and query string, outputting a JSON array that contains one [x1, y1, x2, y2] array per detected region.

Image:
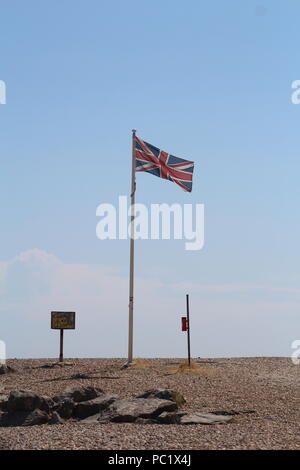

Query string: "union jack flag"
[[135, 136, 194, 192]]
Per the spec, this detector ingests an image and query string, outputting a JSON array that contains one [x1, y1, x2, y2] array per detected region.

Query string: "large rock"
[[7, 390, 43, 412], [109, 398, 178, 423], [180, 412, 233, 425], [39, 396, 55, 413], [0, 395, 8, 412], [79, 398, 178, 424], [48, 411, 64, 425], [0, 409, 49, 427], [73, 394, 117, 419], [53, 398, 74, 419], [137, 389, 186, 408], [22, 409, 50, 426], [53, 385, 103, 403]]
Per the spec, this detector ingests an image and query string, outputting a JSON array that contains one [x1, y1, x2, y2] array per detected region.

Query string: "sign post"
[[59, 329, 64, 362], [51, 312, 75, 363], [186, 294, 191, 366], [181, 295, 191, 366]]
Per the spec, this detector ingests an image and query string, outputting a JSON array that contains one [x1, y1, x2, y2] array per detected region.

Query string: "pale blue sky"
[[0, 0, 299, 358]]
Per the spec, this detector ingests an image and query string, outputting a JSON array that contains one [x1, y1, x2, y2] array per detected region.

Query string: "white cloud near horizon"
[[0, 249, 298, 358]]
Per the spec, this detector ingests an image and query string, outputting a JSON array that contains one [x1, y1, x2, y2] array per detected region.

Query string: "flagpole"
[[127, 129, 136, 365]]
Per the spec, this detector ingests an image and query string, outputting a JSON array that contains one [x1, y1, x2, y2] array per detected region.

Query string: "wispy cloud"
[[0, 249, 298, 358]]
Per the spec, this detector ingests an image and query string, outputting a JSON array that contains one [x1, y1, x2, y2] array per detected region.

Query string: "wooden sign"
[[51, 312, 75, 330]]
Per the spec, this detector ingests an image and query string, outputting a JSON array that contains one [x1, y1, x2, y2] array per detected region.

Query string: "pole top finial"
[[132, 129, 137, 134]]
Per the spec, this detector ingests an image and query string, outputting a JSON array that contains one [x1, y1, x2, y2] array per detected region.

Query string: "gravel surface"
[[0, 357, 299, 450]]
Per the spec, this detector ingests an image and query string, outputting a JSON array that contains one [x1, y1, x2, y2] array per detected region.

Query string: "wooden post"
[[186, 294, 191, 366], [59, 329, 64, 363]]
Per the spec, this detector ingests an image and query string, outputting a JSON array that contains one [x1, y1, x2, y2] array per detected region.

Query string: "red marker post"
[[181, 294, 191, 366]]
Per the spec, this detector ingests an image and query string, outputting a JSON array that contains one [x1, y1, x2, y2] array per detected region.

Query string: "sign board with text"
[[51, 312, 75, 330]]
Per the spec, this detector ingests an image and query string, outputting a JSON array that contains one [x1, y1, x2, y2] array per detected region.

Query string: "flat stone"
[[79, 413, 103, 424], [180, 412, 233, 425], [210, 409, 256, 416]]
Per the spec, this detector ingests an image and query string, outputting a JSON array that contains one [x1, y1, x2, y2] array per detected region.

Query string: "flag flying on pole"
[[135, 136, 194, 192]]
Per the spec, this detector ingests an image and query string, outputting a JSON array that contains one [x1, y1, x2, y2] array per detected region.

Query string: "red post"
[[186, 294, 191, 366]]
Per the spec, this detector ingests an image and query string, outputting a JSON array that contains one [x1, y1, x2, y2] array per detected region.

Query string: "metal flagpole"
[[127, 129, 137, 365]]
